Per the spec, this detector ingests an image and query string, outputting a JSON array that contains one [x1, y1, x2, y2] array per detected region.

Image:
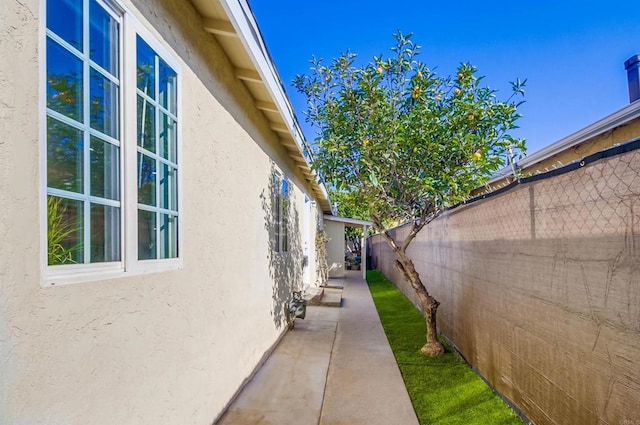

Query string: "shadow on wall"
[[260, 163, 304, 330], [315, 230, 329, 287]]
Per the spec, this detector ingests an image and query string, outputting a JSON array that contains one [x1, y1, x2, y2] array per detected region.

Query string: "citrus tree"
[[294, 32, 526, 356]]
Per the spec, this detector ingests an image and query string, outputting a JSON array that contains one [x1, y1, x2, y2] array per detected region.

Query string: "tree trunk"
[[371, 213, 444, 356], [392, 248, 445, 356]]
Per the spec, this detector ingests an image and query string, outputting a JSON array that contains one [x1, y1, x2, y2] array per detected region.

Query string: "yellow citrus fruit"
[[473, 151, 482, 161], [363, 139, 370, 146]]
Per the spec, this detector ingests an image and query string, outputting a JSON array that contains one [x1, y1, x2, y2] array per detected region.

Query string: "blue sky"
[[250, 1, 640, 155]]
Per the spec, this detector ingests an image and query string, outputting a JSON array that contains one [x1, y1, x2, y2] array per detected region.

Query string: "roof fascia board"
[[324, 215, 373, 227]]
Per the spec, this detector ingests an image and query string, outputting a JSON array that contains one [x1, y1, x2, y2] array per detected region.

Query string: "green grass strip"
[[366, 270, 525, 425]]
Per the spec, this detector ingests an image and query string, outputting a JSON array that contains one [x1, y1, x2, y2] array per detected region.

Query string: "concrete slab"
[[319, 274, 419, 425], [304, 305, 341, 322], [216, 271, 418, 425], [325, 277, 346, 289], [318, 287, 342, 308], [217, 316, 337, 425], [304, 286, 324, 304]]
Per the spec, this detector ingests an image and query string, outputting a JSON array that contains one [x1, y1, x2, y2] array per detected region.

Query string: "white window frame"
[[40, 0, 183, 286], [273, 171, 289, 254], [281, 177, 289, 253], [124, 17, 183, 275]]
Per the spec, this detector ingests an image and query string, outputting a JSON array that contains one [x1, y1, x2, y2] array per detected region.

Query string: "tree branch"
[[400, 200, 437, 252], [371, 213, 402, 254]]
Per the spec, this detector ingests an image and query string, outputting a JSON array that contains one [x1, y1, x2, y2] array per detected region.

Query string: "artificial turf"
[[366, 270, 525, 425]]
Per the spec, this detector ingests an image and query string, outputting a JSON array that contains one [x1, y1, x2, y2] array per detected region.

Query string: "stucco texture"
[[325, 221, 345, 278], [0, 0, 318, 423], [371, 148, 640, 424]]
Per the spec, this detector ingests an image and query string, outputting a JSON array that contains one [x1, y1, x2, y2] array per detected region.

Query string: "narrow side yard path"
[[319, 272, 418, 425], [217, 271, 418, 425]]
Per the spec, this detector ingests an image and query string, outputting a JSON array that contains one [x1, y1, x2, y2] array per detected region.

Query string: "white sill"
[[45, 258, 183, 287]]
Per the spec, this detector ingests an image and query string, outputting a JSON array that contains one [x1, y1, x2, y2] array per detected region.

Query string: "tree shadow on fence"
[[260, 163, 305, 330]]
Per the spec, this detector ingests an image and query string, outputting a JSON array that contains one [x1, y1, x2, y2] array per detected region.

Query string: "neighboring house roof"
[[484, 99, 640, 188], [189, 0, 334, 214]]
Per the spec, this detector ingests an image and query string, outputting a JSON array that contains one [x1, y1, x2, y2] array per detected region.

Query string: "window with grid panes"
[[136, 36, 179, 260], [45, 0, 180, 282], [46, 0, 122, 266]]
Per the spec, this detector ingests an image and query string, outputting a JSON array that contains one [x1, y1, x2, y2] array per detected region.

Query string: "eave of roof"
[[188, 0, 334, 214], [324, 215, 373, 228]]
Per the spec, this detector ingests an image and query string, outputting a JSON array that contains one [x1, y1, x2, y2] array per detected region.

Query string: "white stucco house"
[[0, 0, 336, 423]]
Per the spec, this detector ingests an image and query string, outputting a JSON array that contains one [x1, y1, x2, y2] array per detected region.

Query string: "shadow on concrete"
[[261, 163, 305, 330]]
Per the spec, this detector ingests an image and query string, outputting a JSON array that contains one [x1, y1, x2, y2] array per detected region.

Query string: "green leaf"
[[369, 171, 379, 187], [294, 31, 526, 228]]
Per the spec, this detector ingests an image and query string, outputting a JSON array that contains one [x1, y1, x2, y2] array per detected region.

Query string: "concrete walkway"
[[217, 271, 418, 425]]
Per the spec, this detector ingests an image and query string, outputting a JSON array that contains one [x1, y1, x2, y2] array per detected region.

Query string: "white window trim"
[[41, 0, 183, 287], [124, 17, 183, 275], [39, 0, 48, 285], [281, 177, 290, 253], [272, 171, 282, 253], [273, 171, 290, 254]]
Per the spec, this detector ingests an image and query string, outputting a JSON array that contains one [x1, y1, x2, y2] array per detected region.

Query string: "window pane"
[[90, 203, 121, 262], [159, 113, 176, 162], [47, 0, 83, 51], [90, 68, 119, 138], [47, 38, 83, 122], [47, 195, 84, 265], [159, 59, 177, 114], [47, 117, 83, 193], [159, 164, 177, 211], [159, 214, 178, 259], [138, 210, 157, 260], [89, 0, 119, 76], [136, 36, 155, 97], [137, 153, 156, 206], [137, 95, 155, 152], [134, 38, 180, 263], [90, 136, 120, 200]]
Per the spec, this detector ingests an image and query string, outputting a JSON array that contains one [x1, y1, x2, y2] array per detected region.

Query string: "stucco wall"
[[299, 197, 319, 287], [370, 147, 640, 424], [0, 0, 320, 423], [325, 221, 345, 278]]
